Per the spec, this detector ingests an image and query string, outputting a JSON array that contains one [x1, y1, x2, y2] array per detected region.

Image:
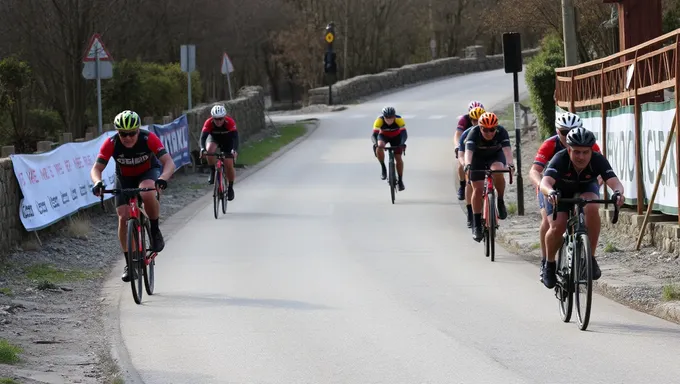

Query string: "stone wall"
[[307, 46, 540, 105], [0, 86, 266, 256], [601, 208, 680, 256]]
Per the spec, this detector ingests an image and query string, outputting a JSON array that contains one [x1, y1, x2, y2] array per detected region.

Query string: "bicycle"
[[467, 166, 513, 262], [203, 152, 230, 219], [550, 190, 620, 331], [383, 145, 406, 204], [100, 187, 160, 304]]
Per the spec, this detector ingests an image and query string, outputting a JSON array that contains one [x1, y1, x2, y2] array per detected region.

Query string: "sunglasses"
[[118, 130, 138, 138], [481, 127, 497, 133], [558, 129, 571, 136], [213, 117, 225, 122]]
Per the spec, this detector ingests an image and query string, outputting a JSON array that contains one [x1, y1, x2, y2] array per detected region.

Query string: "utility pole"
[[324, 22, 337, 105], [343, 0, 349, 80], [562, 0, 579, 66]]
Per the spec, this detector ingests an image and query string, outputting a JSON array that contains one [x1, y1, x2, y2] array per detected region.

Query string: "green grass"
[[603, 242, 619, 253], [507, 202, 518, 215], [237, 124, 307, 166], [0, 339, 22, 364], [530, 242, 541, 250], [662, 284, 680, 301], [0, 378, 19, 384], [24, 263, 100, 284], [0, 288, 12, 297]]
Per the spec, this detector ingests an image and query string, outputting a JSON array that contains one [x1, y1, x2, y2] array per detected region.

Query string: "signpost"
[[82, 33, 113, 135], [323, 22, 337, 105], [181, 45, 196, 110], [502, 32, 525, 215], [220, 52, 234, 100]]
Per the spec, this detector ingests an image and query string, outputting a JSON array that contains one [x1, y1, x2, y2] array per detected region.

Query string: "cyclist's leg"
[[581, 182, 602, 279], [205, 135, 218, 184], [138, 167, 164, 252], [543, 199, 569, 288], [468, 155, 486, 241], [489, 151, 508, 219], [375, 133, 387, 179], [464, 158, 473, 227], [537, 189, 551, 276], [456, 129, 466, 200], [219, 139, 237, 200], [115, 175, 135, 281], [392, 134, 406, 190]]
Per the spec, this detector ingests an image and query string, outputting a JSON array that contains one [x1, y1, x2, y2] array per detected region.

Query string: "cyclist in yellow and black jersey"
[[371, 106, 408, 190]]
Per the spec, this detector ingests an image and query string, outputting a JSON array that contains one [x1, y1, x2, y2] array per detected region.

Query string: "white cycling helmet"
[[468, 100, 484, 111], [210, 104, 227, 118], [555, 112, 582, 130]]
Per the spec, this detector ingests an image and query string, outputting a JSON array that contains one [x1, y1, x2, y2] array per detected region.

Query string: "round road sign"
[[325, 33, 334, 43]]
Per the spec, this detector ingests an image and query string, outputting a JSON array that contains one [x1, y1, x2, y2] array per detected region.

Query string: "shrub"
[[526, 33, 565, 139]]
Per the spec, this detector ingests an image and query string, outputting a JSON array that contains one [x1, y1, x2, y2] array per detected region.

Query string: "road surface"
[[119, 69, 680, 384]]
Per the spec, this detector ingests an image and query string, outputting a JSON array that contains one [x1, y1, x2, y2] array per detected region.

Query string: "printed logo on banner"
[[151, 115, 192, 170], [21, 204, 35, 218]]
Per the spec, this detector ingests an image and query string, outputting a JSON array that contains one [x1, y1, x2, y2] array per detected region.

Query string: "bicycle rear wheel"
[[213, 167, 220, 219], [389, 159, 396, 204], [574, 233, 593, 330], [141, 218, 154, 295], [488, 192, 496, 262], [483, 196, 490, 257], [221, 169, 228, 214], [126, 219, 144, 304], [556, 238, 573, 323]]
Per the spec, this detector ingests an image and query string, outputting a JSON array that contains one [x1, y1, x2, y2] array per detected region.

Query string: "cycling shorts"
[[114, 167, 161, 208]]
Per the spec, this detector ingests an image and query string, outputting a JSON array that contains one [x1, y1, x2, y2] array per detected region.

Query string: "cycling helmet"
[[566, 127, 596, 147], [113, 110, 141, 131], [210, 104, 227, 118], [468, 106, 486, 120], [555, 112, 582, 130], [468, 100, 484, 111], [382, 106, 396, 118], [478, 112, 499, 128]]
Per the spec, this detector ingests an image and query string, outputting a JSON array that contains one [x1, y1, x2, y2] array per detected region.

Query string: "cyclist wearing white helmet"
[[530, 111, 602, 280], [454, 100, 485, 200], [200, 104, 239, 201]]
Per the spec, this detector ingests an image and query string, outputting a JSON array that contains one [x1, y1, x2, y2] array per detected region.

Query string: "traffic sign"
[[325, 32, 334, 44], [181, 45, 196, 73], [221, 53, 234, 74], [82, 33, 112, 62], [82, 61, 113, 79]]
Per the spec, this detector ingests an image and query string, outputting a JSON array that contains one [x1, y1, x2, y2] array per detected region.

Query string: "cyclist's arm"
[[454, 115, 466, 144], [529, 164, 544, 187], [148, 133, 175, 180], [200, 119, 212, 150], [530, 140, 552, 187], [91, 139, 113, 184], [539, 174, 557, 196], [540, 154, 563, 196], [226, 117, 239, 152], [371, 118, 382, 145], [595, 153, 624, 198], [463, 127, 479, 167]]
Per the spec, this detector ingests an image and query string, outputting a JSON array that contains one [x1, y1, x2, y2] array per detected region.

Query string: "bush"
[[26, 108, 65, 141], [526, 34, 565, 139]]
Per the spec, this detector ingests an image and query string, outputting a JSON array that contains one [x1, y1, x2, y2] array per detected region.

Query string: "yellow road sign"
[[325, 33, 334, 43]]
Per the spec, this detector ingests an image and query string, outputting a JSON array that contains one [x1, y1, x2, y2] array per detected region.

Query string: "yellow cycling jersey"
[[373, 115, 406, 137]]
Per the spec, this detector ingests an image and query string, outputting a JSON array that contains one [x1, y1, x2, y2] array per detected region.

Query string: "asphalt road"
[[119, 69, 680, 384]]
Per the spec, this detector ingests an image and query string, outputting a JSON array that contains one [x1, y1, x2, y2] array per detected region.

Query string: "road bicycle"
[[100, 187, 160, 304], [383, 145, 406, 204], [550, 190, 620, 331], [203, 152, 230, 218], [467, 166, 514, 262]]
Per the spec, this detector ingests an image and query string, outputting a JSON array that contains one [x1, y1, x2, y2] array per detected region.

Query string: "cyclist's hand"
[[613, 190, 624, 207], [454, 148, 459, 159], [155, 178, 168, 191], [464, 164, 471, 173], [200, 148, 207, 158], [507, 163, 515, 170], [231, 149, 238, 160], [91, 181, 104, 197], [547, 190, 559, 205]]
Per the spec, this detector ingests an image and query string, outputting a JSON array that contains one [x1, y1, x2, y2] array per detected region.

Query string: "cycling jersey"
[[200, 116, 239, 151], [96, 130, 167, 177], [543, 149, 617, 193], [373, 115, 406, 138], [534, 135, 601, 168], [458, 126, 474, 152], [457, 114, 473, 132], [464, 125, 511, 157]]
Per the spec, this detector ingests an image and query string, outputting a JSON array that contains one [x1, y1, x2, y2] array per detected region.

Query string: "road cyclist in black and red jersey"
[[530, 112, 603, 279], [200, 104, 240, 201], [539, 127, 625, 289], [90, 110, 176, 282]]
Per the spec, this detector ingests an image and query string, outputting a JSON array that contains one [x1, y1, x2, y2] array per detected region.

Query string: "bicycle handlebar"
[[99, 188, 160, 210], [550, 191, 620, 224], [466, 167, 514, 185], [203, 152, 230, 157]]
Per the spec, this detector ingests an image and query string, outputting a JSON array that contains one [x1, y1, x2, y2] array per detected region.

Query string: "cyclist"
[[372, 106, 408, 191], [463, 111, 514, 242], [200, 104, 239, 201], [454, 100, 485, 200], [90, 110, 175, 282], [530, 112, 602, 279], [455, 106, 486, 228], [539, 127, 625, 289]]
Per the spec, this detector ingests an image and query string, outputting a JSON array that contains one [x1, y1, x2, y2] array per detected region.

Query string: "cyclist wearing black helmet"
[[372, 106, 408, 191], [539, 127, 625, 289]]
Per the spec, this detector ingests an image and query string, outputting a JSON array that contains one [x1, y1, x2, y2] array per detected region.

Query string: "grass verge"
[[662, 284, 680, 301], [24, 263, 100, 284], [237, 123, 307, 166], [0, 378, 19, 384], [0, 339, 22, 364]]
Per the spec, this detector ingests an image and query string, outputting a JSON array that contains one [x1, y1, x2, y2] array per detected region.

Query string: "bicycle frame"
[[204, 152, 228, 194], [467, 167, 514, 224]]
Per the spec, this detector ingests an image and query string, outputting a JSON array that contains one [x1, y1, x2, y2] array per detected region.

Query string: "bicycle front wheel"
[[141, 218, 154, 296], [557, 238, 573, 323], [389, 159, 396, 204], [213, 167, 220, 219], [488, 192, 496, 262], [574, 233, 593, 331], [126, 219, 144, 304], [221, 170, 228, 214]]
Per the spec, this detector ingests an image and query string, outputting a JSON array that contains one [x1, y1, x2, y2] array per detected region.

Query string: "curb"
[[100, 119, 321, 384]]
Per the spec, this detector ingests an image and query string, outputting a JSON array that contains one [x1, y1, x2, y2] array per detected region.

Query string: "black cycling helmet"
[[566, 127, 596, 147], [382, 106, 396, 118]]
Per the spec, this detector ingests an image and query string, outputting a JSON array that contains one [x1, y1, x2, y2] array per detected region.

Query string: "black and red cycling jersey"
[[200, 116, 239, 150], [534, 135, 601, 168], [456, 114, 473, 132], [544, 149, 617, 193], [96, 130, 168, 177]]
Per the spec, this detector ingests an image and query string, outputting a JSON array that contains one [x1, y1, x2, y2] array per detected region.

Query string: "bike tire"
[[141, 218, 154, 296], [488, 192, 496, 262], [221, 170, 228, 214], [557, 238, 573, 323], [483, 197, 490, 257], [575, 233, 593, 331], [126, 219, 143, 304], [389, 160, 396, 204], [213, 167, 220, 219]]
